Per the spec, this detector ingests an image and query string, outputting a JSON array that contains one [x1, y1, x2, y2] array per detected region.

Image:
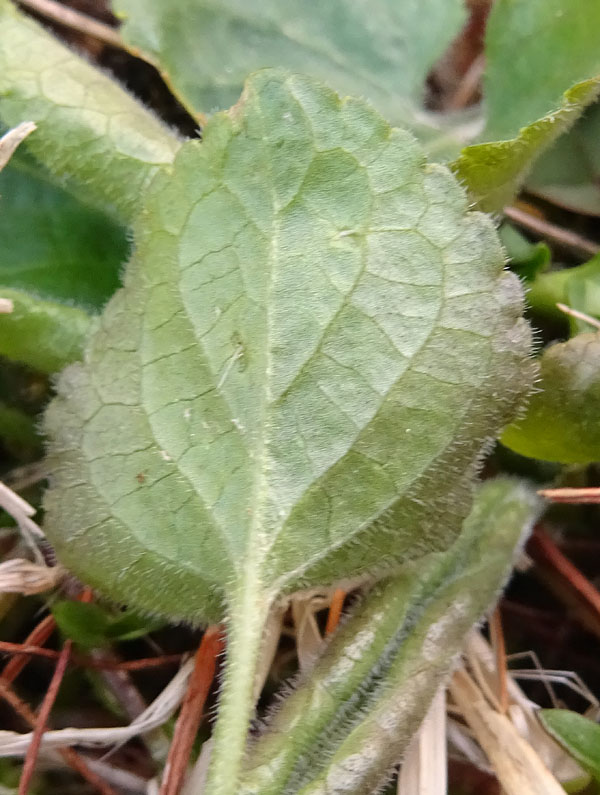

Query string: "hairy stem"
[[203, 581, 273, 795]]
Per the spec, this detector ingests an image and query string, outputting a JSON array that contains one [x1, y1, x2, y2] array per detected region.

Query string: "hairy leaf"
[[241, 479, 539, 795], [539, 710, 600, 783], [502, 333, 600, 464], [451, 77, 600, 213], [42, 71, 533, 792], [484, 0, 600, 141], [0, 0, 181, 222], [44, 70, 533, 622], [113, 0, 465, 124]]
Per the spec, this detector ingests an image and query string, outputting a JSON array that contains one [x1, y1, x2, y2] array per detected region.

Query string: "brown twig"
[[18, 641, 72, 795], [556, 303, 600, 330], [0, 640, 183, 671], [17, 0, 126, 50], [539, 486, 600, 504], [325, 588, 346, 636], [503, 205, 600, 259], [1, 614, 56, 684], [527, 526, 600, 638], [489, 607, 508, 714], [159, 626, 224, 795], [0, 663, 118, 795], [444, 54, 485, 111]]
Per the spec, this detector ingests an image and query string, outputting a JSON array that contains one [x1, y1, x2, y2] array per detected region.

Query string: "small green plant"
[[1, 1, 600, 793]]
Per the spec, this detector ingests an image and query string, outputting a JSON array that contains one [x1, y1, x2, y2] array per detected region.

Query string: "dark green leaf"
[[0, 162, 126, 308]]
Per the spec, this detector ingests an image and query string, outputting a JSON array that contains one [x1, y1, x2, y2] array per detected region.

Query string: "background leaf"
[[539, 709, 600, 783], [0, 161, 126, 308], [527, 253, 600, 333], [0, 289, 91, 374], [52, 600, 164, 648], [502, 332, 600, 464], [528, 101, 600, 216], [451, 77, 600, 212], [483, 0, 600, 141], [114, 0, 466, 125]]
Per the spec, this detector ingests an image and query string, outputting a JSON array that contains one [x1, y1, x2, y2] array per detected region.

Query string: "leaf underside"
[[43, 71, 534, 623]]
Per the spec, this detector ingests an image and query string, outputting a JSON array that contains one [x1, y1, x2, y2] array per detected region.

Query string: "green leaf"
[[539, 709, 600, 783], [105, 611, 165, 642], [241, 479, 539, 795], [114, 0, 465, 124], [43, 68, 533, 621], [502, 332, 600, 464], [42, 71, 533, 793], [0, 0, 181, 222], [52, 601, 111, 649], [0, 288, 91, 373], [451, 77, 600, 213], [528, 102, 600, 217], [52, 600, 164, 648], [0, 161, 127, 308], [499, 224, 551, 283], [483, 0, 600, 142], [0, 401, 41, 459], [527, 254, 600, 333], [452, 0, 600, 211]]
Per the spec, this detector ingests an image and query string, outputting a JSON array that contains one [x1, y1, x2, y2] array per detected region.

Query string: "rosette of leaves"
[[0, 2, 540, 791]]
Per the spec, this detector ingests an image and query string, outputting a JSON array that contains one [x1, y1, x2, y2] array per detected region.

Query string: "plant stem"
[[202, 582, 272, 795]]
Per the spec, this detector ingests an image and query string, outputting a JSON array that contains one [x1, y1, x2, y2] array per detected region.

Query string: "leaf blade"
[[43, 70, 534, 624]]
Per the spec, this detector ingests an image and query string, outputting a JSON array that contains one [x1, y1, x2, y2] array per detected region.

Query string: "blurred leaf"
[[0, 401, 40, 459], [451, 77, 600, 212], [0, 288, 91, 373], [528, 102, 600, 216], [499, 224, 551, 282], [106, 611, 165, 641], [0, 162, 127, 308], [502, 332, 600, 463], [527, 254, 600, 333], [52, 601, 110, 649], [53, 600, 164, 648], [539, 709, 600, 782], [114, 0, 466, 125], [484, 0, 600, 141]]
